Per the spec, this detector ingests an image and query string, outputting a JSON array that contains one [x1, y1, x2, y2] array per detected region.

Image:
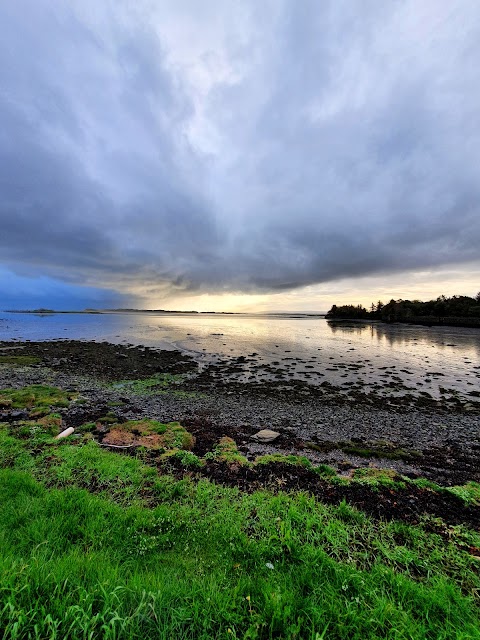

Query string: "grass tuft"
[[0, 384, 74, 414], [352, 467, 407, 489], [446, 481, 480, 506], [205, 437, 250, 466], [102, 419, 195, 451]]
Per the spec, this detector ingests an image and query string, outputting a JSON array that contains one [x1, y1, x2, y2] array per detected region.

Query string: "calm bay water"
[[1, 311, 479, 400]]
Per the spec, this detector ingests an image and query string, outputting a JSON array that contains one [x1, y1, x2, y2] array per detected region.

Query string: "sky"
[[1, 0, 479, 312]]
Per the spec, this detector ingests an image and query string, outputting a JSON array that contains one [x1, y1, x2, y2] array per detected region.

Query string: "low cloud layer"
[[1, 1, 479, 303]]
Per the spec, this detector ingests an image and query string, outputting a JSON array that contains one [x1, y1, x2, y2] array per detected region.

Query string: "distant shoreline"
[[326, 294, 480, 329], [3, 309, 327, 317]]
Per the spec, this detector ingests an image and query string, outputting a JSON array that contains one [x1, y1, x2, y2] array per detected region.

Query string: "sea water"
[[1, 311, 479, 400]]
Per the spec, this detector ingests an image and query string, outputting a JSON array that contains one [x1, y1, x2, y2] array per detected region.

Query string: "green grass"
[[412, 478, 442, 492], [102, 419, 195, 451], [0, 384, 74, 414], [254, 454, 313, 468], [1, 385, 480, 637], [1, 461, 479, 639], [446, 482, 480, 506], [0, 428, 480, 638], [351, 468, 407, 490], [110, 373, 204, 400], [13, 413, 63, 438], [165, 449, 205, 468], [111, 372, 186, 392], [0, 354, 41, 365], [314, 463, 337, 478], [205, 436, 251, 466]]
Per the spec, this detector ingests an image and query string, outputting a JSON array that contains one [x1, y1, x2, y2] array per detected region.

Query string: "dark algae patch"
[[1, 341, 480, 638], [0, 339, 196, 380], [306, 439, 423, 462]]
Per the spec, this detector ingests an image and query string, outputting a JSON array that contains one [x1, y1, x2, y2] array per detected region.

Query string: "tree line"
[[326, 293, 480, 326]]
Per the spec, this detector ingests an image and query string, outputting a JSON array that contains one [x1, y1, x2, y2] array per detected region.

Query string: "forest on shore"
[[326, 293, 480, 327]]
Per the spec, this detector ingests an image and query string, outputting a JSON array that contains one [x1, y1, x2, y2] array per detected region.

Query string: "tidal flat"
[[1, 339, 479, 486], [1, 339, 480, 638]]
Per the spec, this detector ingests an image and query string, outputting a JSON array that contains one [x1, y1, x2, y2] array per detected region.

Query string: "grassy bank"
[[0, 444, 479, 637], [1, 383, 480, 638]]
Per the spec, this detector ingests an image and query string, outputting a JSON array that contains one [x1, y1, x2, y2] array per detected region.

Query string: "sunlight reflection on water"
[[1, 312, 479, 399]]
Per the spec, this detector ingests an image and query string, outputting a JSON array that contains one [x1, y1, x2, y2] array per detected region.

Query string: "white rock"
[[55, 427, 74, 439], [252, 429, 280, 443]]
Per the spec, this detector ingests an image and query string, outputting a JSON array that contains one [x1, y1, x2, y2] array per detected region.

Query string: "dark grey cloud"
[[0, 0, 220, 293], [0, 0, 479, 301]]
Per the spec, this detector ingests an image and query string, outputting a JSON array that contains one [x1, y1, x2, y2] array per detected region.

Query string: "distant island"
[[4, 308, 202, 315], [326, 293, 480, 328]]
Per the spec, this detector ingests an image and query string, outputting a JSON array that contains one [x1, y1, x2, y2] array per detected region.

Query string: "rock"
[[252, 429, 280, 443], [55, 427, 75, 439], [10, 409, 29, 420]]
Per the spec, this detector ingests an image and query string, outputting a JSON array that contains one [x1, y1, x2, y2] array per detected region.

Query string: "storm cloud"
[[1, 0, 479, 302]]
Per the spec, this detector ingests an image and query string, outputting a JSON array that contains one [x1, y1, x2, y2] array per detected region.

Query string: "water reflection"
[[327, 321, 370, 336], [328, 319, 480, 354], [1, 312, 479, 399]]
